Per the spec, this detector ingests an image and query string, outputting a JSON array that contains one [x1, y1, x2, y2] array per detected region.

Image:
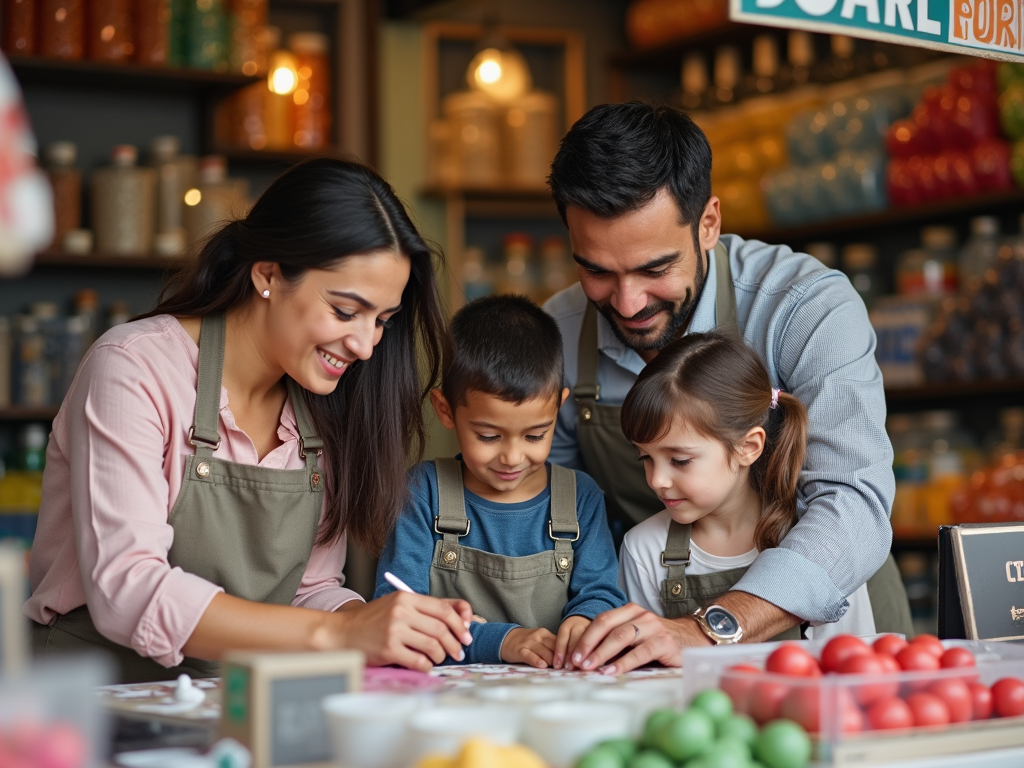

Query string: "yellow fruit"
[[500, 744, 547, 768], [455, 739, 504, 768], [415, 755, 455, 768]]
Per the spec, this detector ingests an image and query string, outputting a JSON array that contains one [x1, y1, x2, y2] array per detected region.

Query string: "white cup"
[[406, 705, 519, 764], [590, 685, 676, 737], [321, 692, 420, 768], [474, 684, 574, 708], [524, 702, 630, 768]]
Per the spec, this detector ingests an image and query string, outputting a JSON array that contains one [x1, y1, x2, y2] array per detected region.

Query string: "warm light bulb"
[[477, 58, 502, 84], [270, 66, 297, 95], [184, 189, 202, 206]]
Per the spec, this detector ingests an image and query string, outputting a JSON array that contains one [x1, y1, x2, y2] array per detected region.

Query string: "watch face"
[[705, 607, 739, 636]]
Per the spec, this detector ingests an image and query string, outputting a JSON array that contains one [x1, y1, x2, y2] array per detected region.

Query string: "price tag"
[[951, 523, 1024, 641], [219, 650, 364, 768]]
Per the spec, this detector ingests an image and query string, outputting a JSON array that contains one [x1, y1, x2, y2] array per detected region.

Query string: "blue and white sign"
[[731, 0, 1024, 62]]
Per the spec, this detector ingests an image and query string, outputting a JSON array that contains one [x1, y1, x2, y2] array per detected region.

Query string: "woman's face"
[[263, 250, 411, 395]]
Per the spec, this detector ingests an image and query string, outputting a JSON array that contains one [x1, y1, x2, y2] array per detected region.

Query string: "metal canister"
[[92, 145, 156, 256]]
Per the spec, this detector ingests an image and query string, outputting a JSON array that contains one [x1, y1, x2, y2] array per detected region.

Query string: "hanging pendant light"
[[466, 42, 532, 104]]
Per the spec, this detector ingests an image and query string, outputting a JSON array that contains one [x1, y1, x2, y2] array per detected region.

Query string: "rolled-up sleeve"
[[733, 274, 894, 623], [292, 530, 364, 612], [68, 345, 223, 667]]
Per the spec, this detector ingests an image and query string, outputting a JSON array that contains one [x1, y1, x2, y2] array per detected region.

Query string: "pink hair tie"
[[770, 388, 781, 409]]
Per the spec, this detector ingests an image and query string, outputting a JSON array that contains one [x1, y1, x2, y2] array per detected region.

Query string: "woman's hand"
[[331, 592, 475, 672], [567, 603, 710, 675], [500, 627, 556, 668], [552, 615, 591, 670]]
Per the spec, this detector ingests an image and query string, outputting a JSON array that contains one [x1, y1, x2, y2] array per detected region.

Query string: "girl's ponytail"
[[751, 391, 808, 551]]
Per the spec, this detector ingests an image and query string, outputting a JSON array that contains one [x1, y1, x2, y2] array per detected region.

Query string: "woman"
[[25, 158, 474, 683]]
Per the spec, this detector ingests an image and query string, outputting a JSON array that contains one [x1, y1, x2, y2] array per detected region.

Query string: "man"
[[542, 102, 912, 674]]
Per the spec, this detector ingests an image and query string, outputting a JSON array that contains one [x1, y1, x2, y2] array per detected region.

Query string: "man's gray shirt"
[[542, 233, 894, 624]]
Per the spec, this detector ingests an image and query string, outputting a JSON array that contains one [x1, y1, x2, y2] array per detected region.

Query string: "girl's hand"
[[552, 615, 591, 670], [332, 592, 474, 672], [500, 627, 556, 668]]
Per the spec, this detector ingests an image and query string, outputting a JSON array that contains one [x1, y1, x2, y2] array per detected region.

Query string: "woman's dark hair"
[[441, 294, 564, 409], [547, 102, 712, 244], [139, 157, 445, 555], [620, 331, 808, 551]]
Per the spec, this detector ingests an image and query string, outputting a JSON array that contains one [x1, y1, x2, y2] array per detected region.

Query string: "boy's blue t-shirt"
[[374, 460, 627, 664]]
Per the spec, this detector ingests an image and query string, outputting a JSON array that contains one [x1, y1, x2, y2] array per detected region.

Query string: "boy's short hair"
[[442, 294, 565, 409]]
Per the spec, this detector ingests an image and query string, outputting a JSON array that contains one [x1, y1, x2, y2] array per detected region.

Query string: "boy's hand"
[[553, 615, 591, 670], [500, 627, 556, 668]]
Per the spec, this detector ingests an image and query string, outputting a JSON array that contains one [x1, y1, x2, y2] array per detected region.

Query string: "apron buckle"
[[434, 516, 471, 536], [188, 427, 221, 451], [661, 551, 691, 567], [299, 437, 323, 459], [548, 520, 580, 542]]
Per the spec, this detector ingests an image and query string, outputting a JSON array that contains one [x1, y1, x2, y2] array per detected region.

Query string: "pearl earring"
[[262, 289, 270, 298]]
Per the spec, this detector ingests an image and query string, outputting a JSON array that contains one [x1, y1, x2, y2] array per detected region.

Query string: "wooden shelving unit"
[[7, 55, 260, 93], [0, 407, 61, 422], [33, 252, 183, 270]]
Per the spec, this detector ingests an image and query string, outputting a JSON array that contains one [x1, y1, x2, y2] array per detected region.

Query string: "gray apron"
[[574, 243, 914, 637], [428, 459, 578, 634], [31, 314, 326, 683]]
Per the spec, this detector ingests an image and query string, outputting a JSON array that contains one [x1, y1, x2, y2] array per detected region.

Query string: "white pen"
[[383, 571, 486, 626]]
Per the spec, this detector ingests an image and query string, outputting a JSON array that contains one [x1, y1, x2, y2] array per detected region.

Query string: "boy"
[[374, 295, 626, 667]]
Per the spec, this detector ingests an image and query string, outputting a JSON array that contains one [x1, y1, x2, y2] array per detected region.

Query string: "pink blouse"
[[23, 315, 363, 667]]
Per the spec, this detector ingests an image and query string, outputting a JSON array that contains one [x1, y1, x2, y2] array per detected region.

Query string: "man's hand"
[[552, 615, 591, 669], [500, 627, 557, 668]]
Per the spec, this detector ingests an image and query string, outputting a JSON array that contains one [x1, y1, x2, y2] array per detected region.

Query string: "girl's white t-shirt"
[[618, 510, 876, 640]]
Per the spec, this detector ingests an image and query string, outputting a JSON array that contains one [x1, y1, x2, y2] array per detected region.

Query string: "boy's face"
[[431, 387, 570, 503]]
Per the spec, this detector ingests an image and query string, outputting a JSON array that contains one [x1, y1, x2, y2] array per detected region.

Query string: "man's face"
[[566, 188, 720, 360]]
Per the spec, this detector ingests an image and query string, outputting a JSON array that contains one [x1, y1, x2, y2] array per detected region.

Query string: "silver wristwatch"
[[692, 604, 744, 644]]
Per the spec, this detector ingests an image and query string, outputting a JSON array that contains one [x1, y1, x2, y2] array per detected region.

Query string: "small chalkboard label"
[[952, 523, 1024, 641], [220, 650, 364, 768]]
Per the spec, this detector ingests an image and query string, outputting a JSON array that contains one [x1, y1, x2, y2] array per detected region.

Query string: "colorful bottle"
[[44, 141, 81, 253], [289, 32, 331, 150], [88, 0, 133, 62], [39, 0, 84, 59], [187, 0, 228, 71]]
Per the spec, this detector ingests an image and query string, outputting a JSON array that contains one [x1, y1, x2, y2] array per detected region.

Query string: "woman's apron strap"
[[189, 314, 227, 454]]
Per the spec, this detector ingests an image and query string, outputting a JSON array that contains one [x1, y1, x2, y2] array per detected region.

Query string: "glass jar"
[[149, 136, 189, 257], [499, 233, 535, 297], [444, 90, 500, 187], [44, 141, 81, 253], [88, 0, 133, 62], [4, 0, 36, 55], [39, 0, 83, 59], [91, 145, 156, 256], [289, 32, 330, 150], [183, 155, 249, 247], [503, 90, 557, 189], [134, 0, 170, 65]]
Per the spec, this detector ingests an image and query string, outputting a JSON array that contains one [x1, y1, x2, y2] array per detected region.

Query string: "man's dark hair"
[[547, 102, 713, 235], [442, 294, 565, 409]]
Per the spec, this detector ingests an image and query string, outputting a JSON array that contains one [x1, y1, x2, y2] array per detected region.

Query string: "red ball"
[[992, 678, 1024, 718], [906, 692, 952, 727], [873, 634, 909, 658], [748, 679, 791, 725], [820, 635, 871, 674], [910, 635, 945, 658], [720, 664, 761, 715], [780, 684, 821, 733], [895, 645, 941, 692], [968, 682, 993, 720], [928, 678, 973, 723], [876, 653, 901, 674], [766, 644, 819, 677], [865, 696, 914, 731], [838, 653, 900, 706], [940, 647, 977, 671]]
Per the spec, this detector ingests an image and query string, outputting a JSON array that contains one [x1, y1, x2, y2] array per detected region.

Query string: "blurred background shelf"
[[7, 55, 260, 93], [886, 379, 1024, 408], [0, 407, 61, 422], [33, 252, 181, 270]]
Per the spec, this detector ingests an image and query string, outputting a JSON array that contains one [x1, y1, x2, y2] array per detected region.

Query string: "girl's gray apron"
[[573, 243, 913, 636], [428, 459, 579, 634], [31, 314, 326, 683]]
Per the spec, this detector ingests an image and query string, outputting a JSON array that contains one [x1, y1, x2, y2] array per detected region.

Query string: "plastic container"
[[134, 0, 171, 65], [5, 0, 36, 55], [88, 0, 133, 62], [44, 141, 81, 253], [683, 638, 1024, 765], [91, 144, 156, 256], [39, 0, 84, 59], [289, 32, 331, 150]]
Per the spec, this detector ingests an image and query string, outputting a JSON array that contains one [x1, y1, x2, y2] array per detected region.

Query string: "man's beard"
[[596, 235, 708, 354]]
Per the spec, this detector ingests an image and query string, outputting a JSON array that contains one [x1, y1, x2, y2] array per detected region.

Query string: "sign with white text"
[[730, 0, 1024, 63], [951, 523, 1024, 641]]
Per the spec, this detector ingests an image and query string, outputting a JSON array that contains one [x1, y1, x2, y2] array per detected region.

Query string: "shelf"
[[0, 407, 59, 422], [885, 378, 1024, 406], [213, 146, 342, 164], [33, 252, 182, 270], [892, 533, 938, 550], [8, 55, 260, 93], [738, 188, 1024, 245], [422, 186, 560, 219], [609, 22, 765, 69]]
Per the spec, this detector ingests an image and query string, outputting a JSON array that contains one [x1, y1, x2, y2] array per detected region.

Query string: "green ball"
[[655, 710, 716, 763], [755, 719, 812, 768], [698, 739, 752, 768], [691, 689, 734, 725], [641, 708, 678, 748], [575, 745, 627, 768], [627, 750, 675, 768], [598, 738, 639, 764], [717, 713, 759, 747]]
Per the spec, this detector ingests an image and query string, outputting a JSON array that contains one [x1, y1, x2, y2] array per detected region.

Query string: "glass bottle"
[[149, 136, 188, 257], [4, 0, 36, 55], [88, 0, 133, 62], [711, 46, 740, 108], [168, 0, 188, 67], [462, 246, 493, 302], [539, 236, 573, 301], [779, 31, 815, 90], [44, 141, 81, 253], [504, 90, 558, 188], [842, 243, 880, 308], [823, 35, 857, 82], [499, 233, 535, 298], [106, 300, 131, 329], [289, 32, 331, 150], [187, 0, 228, 71], [39, 0, 84, 59], [73, 288, 101, 351], [741, 35, 780, 99], [921, 225, 958, 294], [228, 0, 267, 76], [183, 155, 248, 247], [681, 53, 711, 112], [134, 0, 170, 65], [959, 215, 1001, 286], [805, 242, 837, 269], [91, 145, 157, 256]]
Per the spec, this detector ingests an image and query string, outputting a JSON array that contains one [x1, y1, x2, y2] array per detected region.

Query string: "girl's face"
[[635, 418, 764, 524], [257, 250, 410, 395]]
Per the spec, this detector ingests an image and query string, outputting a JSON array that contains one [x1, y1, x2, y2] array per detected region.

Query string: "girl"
[[618, 330, 875, 640]]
